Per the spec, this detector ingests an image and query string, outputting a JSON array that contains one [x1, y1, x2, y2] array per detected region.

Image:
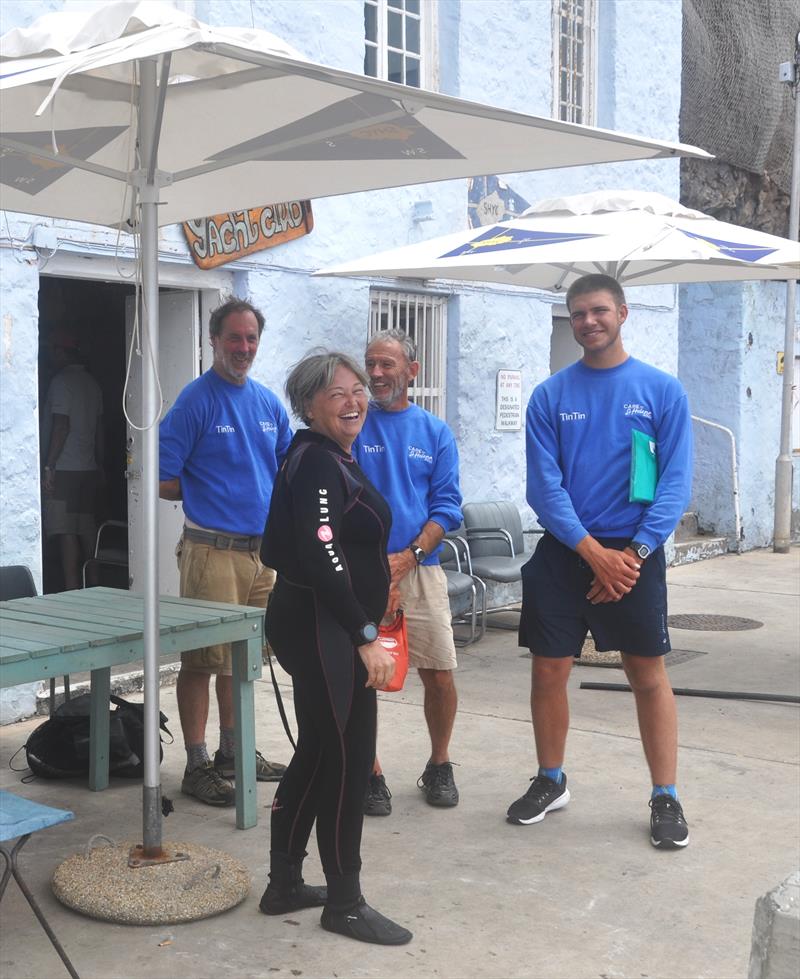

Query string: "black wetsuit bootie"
[[259, 852, 327, 915], [320, 897, 413, 945]]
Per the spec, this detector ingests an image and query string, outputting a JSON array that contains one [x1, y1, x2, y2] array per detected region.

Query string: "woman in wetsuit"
[[258, 350, 412, 946]]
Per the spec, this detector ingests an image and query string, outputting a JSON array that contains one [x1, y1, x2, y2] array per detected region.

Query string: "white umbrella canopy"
[[316, 189, 800, 289], [0, 6, 712, 229], [0, 3, 710, 857]]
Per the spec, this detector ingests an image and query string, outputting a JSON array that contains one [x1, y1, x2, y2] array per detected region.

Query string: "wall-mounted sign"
[[182, 201, 313, 269], [495, 369, 523, 431]]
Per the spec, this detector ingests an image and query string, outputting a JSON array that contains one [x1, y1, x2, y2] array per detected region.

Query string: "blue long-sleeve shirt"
[[526, 357, 693, 552], [354, 402, 462, 562], [159, 369, 292, 535]]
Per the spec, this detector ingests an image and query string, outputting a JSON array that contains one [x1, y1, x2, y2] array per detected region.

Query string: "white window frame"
[[368, 289, 447, 418], [552, 0, 597, 125], [364, 0, 437, 90]]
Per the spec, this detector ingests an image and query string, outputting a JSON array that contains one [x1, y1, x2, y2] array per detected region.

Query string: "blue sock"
[[539, 766, 563, 784], [651, 784, 677, 800]]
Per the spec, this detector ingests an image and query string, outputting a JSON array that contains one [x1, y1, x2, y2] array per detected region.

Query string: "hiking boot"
[[649, 794, 690, 849], [506, 773, 569, 825], [363, 773, 392, 816], [417, 761, 459, 808], [213, 749, 287, 782], [181, 761, 235, 807], [321, 897, 412, 946], [259, 853, 327, 915]]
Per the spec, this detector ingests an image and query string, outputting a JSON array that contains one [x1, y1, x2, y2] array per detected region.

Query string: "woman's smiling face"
[[306, 365, 369, 452]]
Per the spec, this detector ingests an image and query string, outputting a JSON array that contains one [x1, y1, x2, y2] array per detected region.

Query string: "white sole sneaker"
[[508, 786, 570, 825]]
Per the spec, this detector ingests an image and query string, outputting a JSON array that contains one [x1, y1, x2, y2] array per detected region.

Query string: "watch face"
[[361, 623, 379, 643], [635, 543, 651, 559]]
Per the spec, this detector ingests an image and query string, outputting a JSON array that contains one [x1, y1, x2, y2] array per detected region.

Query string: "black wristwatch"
[[629, 540, 651, 560], [409, 544, 427, 564], [355, 622, 379, 645]]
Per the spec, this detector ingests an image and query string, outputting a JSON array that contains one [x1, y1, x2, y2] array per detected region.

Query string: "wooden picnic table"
[[0, 587, 265, 829]]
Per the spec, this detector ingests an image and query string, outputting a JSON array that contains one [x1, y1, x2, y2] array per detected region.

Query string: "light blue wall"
[[679, 281, 800, 549], [0, 251, 44, 721]]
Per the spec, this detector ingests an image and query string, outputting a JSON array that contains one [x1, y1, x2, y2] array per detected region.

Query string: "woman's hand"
[[358, 639, 396, 689]]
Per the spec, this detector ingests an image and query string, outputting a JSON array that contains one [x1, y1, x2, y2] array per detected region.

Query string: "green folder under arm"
[[629, 428, 658, 504]]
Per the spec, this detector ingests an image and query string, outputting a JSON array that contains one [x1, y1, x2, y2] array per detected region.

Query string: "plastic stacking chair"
[[0, 565, 37, 602], [0, 791, 79, 979], [81, 520, 129, 589], [461, 502, 535, 622], [440, 532, 486, 646], [462, 502, 530, 582], [0, 565, 69, 714]]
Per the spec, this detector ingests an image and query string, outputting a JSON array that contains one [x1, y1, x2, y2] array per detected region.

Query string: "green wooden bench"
[[0, 587, 265, 829]]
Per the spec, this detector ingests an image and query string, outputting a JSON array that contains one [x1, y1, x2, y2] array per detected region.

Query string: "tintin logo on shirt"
[[361, 443, 385, 454], [260, 420, 277, 433], [216, 424, 236, 433], [558, 411, 586, 422], [408, 445, 433, 463], [624, 403, 653, 420]]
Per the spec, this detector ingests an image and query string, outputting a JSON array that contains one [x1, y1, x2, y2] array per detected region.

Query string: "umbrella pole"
[[138, 57, 163, 856], [773, 36, 800, 553]]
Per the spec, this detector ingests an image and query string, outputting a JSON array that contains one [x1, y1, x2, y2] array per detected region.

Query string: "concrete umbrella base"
[[52, 839, 250, 924]]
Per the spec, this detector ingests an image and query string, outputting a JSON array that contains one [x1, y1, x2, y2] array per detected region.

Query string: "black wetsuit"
[[261, 430, 391, 899]]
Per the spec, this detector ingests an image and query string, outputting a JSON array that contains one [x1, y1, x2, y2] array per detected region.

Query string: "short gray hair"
[[285, 349, 369, 426], [366, 329, 417, 363]]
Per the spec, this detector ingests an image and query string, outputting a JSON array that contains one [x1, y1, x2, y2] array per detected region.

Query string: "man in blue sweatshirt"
[[509, 274, 693, 849], [354, 330, 463, 814]]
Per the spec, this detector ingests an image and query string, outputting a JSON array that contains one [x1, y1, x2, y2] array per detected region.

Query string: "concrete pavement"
[[1, 547, 798, 979]]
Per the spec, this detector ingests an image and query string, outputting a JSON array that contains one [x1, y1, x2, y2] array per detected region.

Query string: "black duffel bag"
[[21, 693, 171, 780]]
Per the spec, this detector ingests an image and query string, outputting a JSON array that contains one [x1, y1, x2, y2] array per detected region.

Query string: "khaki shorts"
[[397, 563, 457, 671], [177, 535, 276, 675]]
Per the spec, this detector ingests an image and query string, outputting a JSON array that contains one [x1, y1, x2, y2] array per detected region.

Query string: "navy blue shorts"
[[519, 533, 671, 658]]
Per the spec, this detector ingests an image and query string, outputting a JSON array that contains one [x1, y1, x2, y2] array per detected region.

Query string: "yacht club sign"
[[182, 200, 313, 269]]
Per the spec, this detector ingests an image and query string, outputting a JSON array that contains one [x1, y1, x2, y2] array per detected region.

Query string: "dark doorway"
[[38, 277, 135, 593]]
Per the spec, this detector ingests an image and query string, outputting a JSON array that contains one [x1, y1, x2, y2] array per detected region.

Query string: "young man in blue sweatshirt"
[[354, 330, 463, 814], [509, 274, 693, 849]]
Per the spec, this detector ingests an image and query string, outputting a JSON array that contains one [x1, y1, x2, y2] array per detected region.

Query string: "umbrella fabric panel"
[[1, 16, 711, 229], [316, 202, 800, 290]]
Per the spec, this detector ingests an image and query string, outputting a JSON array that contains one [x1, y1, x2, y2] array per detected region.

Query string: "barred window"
[[364, 0, 431, 88], [368, 290, 448, 418], [552, 0, 596, 125]]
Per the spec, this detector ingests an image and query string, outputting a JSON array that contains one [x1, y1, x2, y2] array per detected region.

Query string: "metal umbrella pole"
[[137, 56, 163, 856], [773, 32, 800, 553]]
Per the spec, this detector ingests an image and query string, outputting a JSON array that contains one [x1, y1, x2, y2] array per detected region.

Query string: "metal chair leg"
[[0, 837, 80, 979]]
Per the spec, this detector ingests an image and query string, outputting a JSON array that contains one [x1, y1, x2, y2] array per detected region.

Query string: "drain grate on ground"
[[667, 613, 763, 632], [572, 647, 707, 669], [521, 646, 707, 668]]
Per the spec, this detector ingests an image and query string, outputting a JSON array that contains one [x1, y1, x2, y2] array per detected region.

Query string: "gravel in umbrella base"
[[52, 841, 250, 924]]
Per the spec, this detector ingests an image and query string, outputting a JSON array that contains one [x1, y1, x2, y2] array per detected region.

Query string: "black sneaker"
[[213, 749, 287, 782], [649, 794, 689, 849], [363, 773, 392, 816], [181, 762, 235, 807], [506, 773, 569, 825], [321, 897, 412, 946], [417, 761, 459, 808]]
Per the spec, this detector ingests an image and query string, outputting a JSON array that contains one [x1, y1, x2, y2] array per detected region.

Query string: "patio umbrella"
[[316, 189, 800, 288], [0, 3, 709, 861]]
